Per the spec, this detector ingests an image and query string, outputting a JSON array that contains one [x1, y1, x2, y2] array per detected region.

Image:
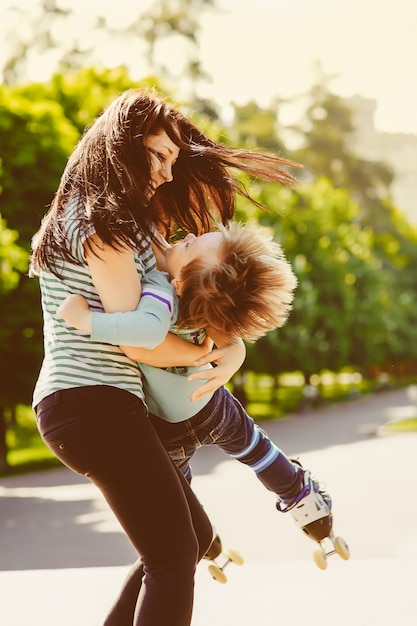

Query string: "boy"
[[58, 221, 333, 543]]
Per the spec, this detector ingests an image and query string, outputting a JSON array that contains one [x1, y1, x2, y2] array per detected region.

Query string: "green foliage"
[[242, 177, 417, 379], [0, 83, 79, 246], [19, 66, 160, 134], [0, 68, 172, 250], [1, 374, 378, 476], [231, 100, 286, 154], [0, 79, 74, 454], [0, 61, 417, 475], [4, 404, 59, 476], [291, 78, 398, 262], [380, 417, 417, 434], [293, 81, 394, 202], [0, 218, 40, 411], [0, 218, 28, 293], [0, 218, 43, 471], [0, 83, 77, 438]]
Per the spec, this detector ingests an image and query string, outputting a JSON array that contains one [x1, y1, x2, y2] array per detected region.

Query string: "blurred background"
[[0, 0, 416, 476]]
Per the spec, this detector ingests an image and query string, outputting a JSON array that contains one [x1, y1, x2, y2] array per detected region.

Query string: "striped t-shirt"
[[32, 195, 156, 408]]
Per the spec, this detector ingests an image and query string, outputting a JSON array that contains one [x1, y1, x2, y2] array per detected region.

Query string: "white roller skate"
[[276, 463, 350, 570]]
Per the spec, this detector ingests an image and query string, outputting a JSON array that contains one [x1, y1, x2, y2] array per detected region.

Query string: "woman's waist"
[[32, 356, 145, 409]]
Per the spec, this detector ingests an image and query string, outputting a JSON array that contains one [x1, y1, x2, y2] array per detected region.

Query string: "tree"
[[0, 68, 161, 248], [292, 77, 395, 230], [369, 205, 417, 374], [0, 218, 35, 471], [230, 100, 288, 155], [18, 66, 144, 134], [2, 0, 74, 84], [125, 0, 218, 89], [1, 0, 219, 101], [293, 78, 417, 366], [242, 177, 405, 386], [0, 66, 235, 473], [0, 81, 79, 471], [0, 84, 79, 247]]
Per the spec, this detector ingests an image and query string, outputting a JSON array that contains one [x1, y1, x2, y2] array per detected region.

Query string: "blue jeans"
[[149, 386, 298, 497], [36, 385, 213, 626]]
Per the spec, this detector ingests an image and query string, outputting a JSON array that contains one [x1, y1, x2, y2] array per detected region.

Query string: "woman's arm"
[[84, 236, 244, 389], [123, 330, 245, 403], [85, 235, 213, 365], [121, 333, 213, 366], [85, 236, 141, 312]]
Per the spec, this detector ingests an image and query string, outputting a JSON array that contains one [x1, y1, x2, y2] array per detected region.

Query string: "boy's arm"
[[58, 270, 175, 350], [89, 267, 213, 360], [92, 270, 175, 348]]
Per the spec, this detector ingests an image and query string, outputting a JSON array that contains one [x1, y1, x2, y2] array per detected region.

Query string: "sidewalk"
[[1, 557, 416, 626], [1, 387, 416, 625]]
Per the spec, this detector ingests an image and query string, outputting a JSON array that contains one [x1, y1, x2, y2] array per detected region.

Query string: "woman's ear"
[[171, 277, 183, 296]]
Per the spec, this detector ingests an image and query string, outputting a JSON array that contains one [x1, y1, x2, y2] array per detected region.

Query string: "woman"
[[30, 88, 297, 625]]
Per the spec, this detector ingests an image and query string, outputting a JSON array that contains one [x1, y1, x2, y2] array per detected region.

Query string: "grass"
[[238, 370, 377, 421], [4, 405, 60, 476], [2, 385, 302, 477], [2, 373, 416, 477], [379, 417, 417, 433]]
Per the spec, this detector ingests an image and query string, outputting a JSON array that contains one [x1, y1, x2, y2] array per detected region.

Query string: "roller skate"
[[276, 461, 350, 570], [203, 532, 244, 584]]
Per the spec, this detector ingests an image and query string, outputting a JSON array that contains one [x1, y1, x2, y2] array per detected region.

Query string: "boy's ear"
[[171, 277, 183, 296]]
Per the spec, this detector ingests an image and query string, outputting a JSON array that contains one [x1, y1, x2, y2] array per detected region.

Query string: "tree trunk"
[[0, 406, 9, 473]]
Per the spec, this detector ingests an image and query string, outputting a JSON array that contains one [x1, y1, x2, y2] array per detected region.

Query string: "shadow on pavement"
[[0, 469, 136, 571], [190, 387, 414, 476], [0, 388, 413, 573]]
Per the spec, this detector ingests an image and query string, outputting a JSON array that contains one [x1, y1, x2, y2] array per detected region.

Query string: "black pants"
[[36, 385, 213, 626]]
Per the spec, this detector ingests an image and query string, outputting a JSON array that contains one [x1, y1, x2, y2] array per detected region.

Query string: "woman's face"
[[144, 130, 180, 198]]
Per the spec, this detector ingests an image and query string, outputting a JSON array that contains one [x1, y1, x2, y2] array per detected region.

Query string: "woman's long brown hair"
[[30, 88, 299, 276]]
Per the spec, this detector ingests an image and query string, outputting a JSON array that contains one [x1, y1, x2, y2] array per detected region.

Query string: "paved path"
[[1, 387, 416, 625]]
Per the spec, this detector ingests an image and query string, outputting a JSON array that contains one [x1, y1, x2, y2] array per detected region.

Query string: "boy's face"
[[165, 232, 223, 293]]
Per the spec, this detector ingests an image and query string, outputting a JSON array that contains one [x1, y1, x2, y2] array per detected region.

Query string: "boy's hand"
[[187, 338, 246, 402], [57, 294, 93, 333]]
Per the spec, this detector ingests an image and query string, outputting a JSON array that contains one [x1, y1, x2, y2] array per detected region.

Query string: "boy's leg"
[[150, 388, 300, 495], [203, 387, 332, 538], [148, 413, 198, 482], [204, 387, 300, 495]]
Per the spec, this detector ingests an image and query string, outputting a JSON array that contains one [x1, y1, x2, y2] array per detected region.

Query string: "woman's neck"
[[151, 233, 171, 272]]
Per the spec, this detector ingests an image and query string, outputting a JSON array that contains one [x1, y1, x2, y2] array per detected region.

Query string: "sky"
[[1, 0, 416, 135]]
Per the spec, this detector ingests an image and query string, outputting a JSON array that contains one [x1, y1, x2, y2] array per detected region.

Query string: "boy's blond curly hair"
[[177, 221, 297, 342]]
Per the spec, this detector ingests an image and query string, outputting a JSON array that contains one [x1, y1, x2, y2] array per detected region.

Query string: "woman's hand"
[[187, 336, 246, 403], [57, 294, 93, 332]]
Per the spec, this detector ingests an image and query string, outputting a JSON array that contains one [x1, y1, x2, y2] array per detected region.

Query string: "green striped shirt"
[[32, 195, 156, 408]]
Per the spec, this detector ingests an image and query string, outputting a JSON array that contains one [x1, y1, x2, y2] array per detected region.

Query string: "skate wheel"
[[313, 548, 328, 570], [208, 564, 228, 584], [334, 536, 350, 560], [224, 548, 244, 566]]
